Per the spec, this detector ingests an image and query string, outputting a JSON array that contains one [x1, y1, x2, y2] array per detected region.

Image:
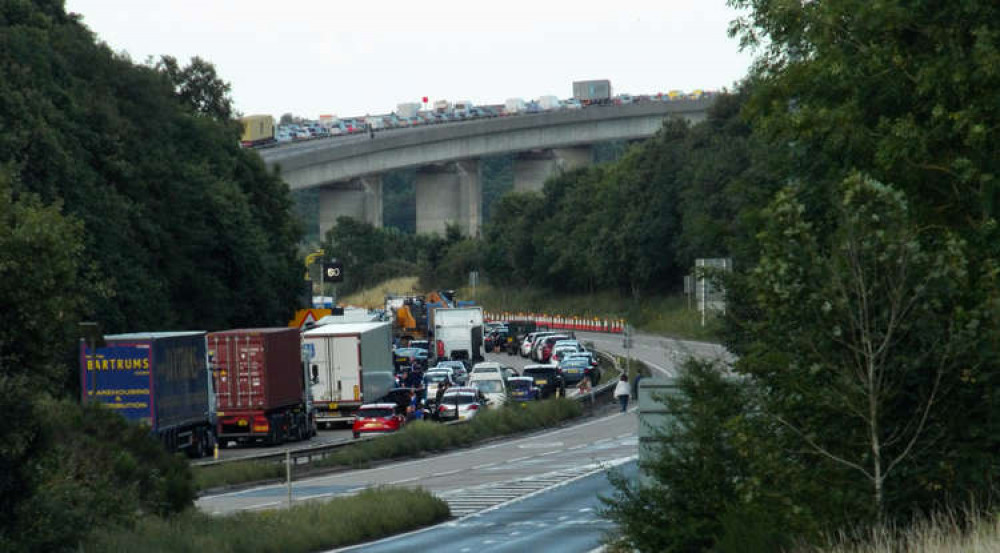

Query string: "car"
[[550, 343, 585, 366], [563, 98, 583, 110], [436, 387, 486, 421], [378, 387, 418, 415], [507, 376, 540, 402], [394, 347, 429, 371], [563, 352, 600, 380], [352, 403, 406, 439], [424, 369, 456, 400], [536, 335, 573, 363], [529, 332, 564, 361], [556, 357, 592, 385], [409, 340, 431, 352], [434, 360, 468, 384], [468, 374, 507, 407], [522, 365, 565, 399]]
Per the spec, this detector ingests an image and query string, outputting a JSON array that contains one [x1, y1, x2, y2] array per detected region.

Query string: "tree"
[[155, 55, 234, 120], [741, 174, 978, 521]]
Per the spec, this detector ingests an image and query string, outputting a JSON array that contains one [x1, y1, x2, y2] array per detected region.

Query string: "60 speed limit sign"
[[322, 262, 343, 282]]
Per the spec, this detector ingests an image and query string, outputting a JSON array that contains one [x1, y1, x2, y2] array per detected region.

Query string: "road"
[[331, 461, 638, 553]]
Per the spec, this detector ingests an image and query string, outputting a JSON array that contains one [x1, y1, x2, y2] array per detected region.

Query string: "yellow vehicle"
[[239, 114, 275, 147]]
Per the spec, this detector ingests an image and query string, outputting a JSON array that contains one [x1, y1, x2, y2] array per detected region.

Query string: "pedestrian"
[[614, 374, 631, 413], [632, 372, 642, 401]]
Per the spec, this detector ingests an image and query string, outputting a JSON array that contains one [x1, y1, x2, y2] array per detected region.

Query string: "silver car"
[[436, 387, 485, 421]]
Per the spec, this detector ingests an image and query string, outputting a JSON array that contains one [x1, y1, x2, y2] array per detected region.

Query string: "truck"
[[302, 322, 395, 427], [572, 79, 612, 105], [238, 114, 275, 147], [433, 306, 485, 364], [504, 98, 526, 115], [538, 95, 561, 111], [433, 99, 452, 113], [397, 102, 421, 118], [79, 331, 215, 458], [453, 100, 474, 118], [208, 327, 316, 447]]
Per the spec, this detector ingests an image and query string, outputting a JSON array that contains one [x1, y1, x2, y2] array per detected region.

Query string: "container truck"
[[79, 331, 215, 458], [572, 79, 612, 105], [208, 327, 316, 447], [302, 322, 395, 427], [239, 114, 276, 147], [433, 306, 485, 364], [504, 98, 526, 115], [397, 102, 421, 118]]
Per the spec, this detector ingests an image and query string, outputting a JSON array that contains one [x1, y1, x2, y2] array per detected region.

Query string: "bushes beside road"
[[84, 487, 448, 553]]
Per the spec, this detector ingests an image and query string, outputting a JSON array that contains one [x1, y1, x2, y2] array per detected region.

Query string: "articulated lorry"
[[208, 327, 316, 447], [302, 322, 395, 427], [80, 331, 215, 458], [433, 306, 485, 364]]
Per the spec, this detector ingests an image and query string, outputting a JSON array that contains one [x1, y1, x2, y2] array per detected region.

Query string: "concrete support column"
[[513, 150, 557, 193], [553, 146, 592, 172], [317, 175, 382, 238], [456, 159, 481, 237], [415, 161, 482, 236]]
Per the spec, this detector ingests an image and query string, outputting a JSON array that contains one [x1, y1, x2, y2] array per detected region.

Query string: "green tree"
[[739, 175, 981, 522], [155, 55, 234, 121]]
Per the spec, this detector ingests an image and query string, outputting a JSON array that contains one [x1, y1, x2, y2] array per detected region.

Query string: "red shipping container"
[[208, 327, 303, 412]]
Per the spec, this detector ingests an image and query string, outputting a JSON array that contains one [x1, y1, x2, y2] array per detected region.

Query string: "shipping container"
[[572, 79, 612, 105], [80, 331, 215, 457], [239, 114, 276, 147], [208, 327, 315, 446], [302, 322, 395, 427], [538, 95, 561, 111], [396, 102, 421, 118], [504, 98, 526, 114]]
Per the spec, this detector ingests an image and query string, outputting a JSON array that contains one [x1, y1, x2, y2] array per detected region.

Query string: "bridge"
[[260, 99, 713, 236]]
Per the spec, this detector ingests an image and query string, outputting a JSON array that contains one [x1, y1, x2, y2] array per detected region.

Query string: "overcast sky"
[[65, 0, 755, 119]]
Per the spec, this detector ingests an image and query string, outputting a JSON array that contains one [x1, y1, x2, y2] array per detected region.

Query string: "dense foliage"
[[1, 1, 303, 549]]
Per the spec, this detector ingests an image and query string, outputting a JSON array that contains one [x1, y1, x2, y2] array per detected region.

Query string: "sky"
[[64, 0, 755, 120]]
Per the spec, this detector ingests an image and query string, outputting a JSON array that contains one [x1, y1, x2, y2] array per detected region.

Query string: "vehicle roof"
[[468, 372, 504, 380], [358, 403, 398, 410], [508, 376, 534, 382], [472, 362, 502, 369], [444, 386, 479, 394], [302, 321, 389, 336], [106, 331, 205, 340], [523, 365, 558, 371], [426, 369, 453, 375]]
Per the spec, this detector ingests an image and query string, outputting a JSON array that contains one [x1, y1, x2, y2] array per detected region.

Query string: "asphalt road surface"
[[331, 461, 638, 553]]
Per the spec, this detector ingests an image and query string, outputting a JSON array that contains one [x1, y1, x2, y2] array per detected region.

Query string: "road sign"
[[323, 262, 343, 282]]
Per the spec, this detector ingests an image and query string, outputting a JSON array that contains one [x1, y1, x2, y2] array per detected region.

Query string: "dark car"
[[522, 365, 565, 399], [378, 387, 417, 415], [507, 376, 540, 401], [394, 347, 429, 371]]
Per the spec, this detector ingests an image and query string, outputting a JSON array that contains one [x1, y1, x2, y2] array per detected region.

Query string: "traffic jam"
[[349, 318, 603, 440]]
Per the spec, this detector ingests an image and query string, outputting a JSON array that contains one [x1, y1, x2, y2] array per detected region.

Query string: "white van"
[[468, 373, 507, 407]]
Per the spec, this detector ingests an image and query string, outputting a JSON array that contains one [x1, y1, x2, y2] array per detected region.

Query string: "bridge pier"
[[513, 147, 592, 193], [415, 160, 481, 236], [318, 175, 382, 238]]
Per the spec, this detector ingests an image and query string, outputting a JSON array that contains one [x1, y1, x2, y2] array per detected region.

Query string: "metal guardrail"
[[194, 350, 622, 469]]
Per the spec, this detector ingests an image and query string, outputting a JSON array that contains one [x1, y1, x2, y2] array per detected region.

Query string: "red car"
[[352, 403, 406, 439]]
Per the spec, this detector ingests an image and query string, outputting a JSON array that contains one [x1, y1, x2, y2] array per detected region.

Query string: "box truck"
[[572, 79, 612, 105], [302, 322, 395, 427], [208, 327, 316, 447], [79, 331, 215, 458], [433, 306, 485, 364]]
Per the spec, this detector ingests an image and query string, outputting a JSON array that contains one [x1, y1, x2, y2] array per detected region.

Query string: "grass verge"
[[340, 276, 420, 309], [193, 398, 584, 492], [459, 284, 722, 341], [811, 511, 1000, 553], [84, 487, 449, 553]]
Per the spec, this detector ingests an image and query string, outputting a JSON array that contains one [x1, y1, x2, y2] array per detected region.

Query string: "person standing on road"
[[614, 374, 631, 413], [632, 372, 642, 402]]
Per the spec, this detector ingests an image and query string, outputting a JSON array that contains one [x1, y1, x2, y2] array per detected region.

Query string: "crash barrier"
[[485, 312, 625, 334], [194, 351, 622, 471]]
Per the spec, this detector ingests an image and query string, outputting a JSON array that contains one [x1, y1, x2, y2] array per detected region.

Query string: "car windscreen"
[[473, 367, 499, 374], [424, 373, 450, 383], [357, 408, 394, 418], [509, 380, 533, 390], [560, 360, 589, 369], [473, 380, 503, 393], [524, 369, 556, 377], [441, 393, 477, 405]]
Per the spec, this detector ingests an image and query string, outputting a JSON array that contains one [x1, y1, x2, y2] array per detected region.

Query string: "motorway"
[[197, 330, 728, 550]]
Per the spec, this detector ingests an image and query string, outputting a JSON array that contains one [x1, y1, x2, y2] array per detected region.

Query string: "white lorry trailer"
[[302, 322, 395, 427], [433, 306, 485, 364]]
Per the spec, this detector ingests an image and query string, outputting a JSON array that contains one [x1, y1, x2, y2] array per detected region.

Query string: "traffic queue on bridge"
[[77, 295, 602, 457]]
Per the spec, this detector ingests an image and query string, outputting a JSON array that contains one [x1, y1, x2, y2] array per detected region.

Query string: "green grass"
[[809, 511, 1000, 553], [84, 487, 449, 553], [317, 398, 583, 469], [194, 459, 284, 491], [460, 284, 722, 341]]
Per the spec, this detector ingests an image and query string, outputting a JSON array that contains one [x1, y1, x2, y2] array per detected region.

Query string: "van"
[[468, 372, 507, 407]]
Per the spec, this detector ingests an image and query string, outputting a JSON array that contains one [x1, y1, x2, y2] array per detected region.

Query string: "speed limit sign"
[[322, 261, 343, 282]]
